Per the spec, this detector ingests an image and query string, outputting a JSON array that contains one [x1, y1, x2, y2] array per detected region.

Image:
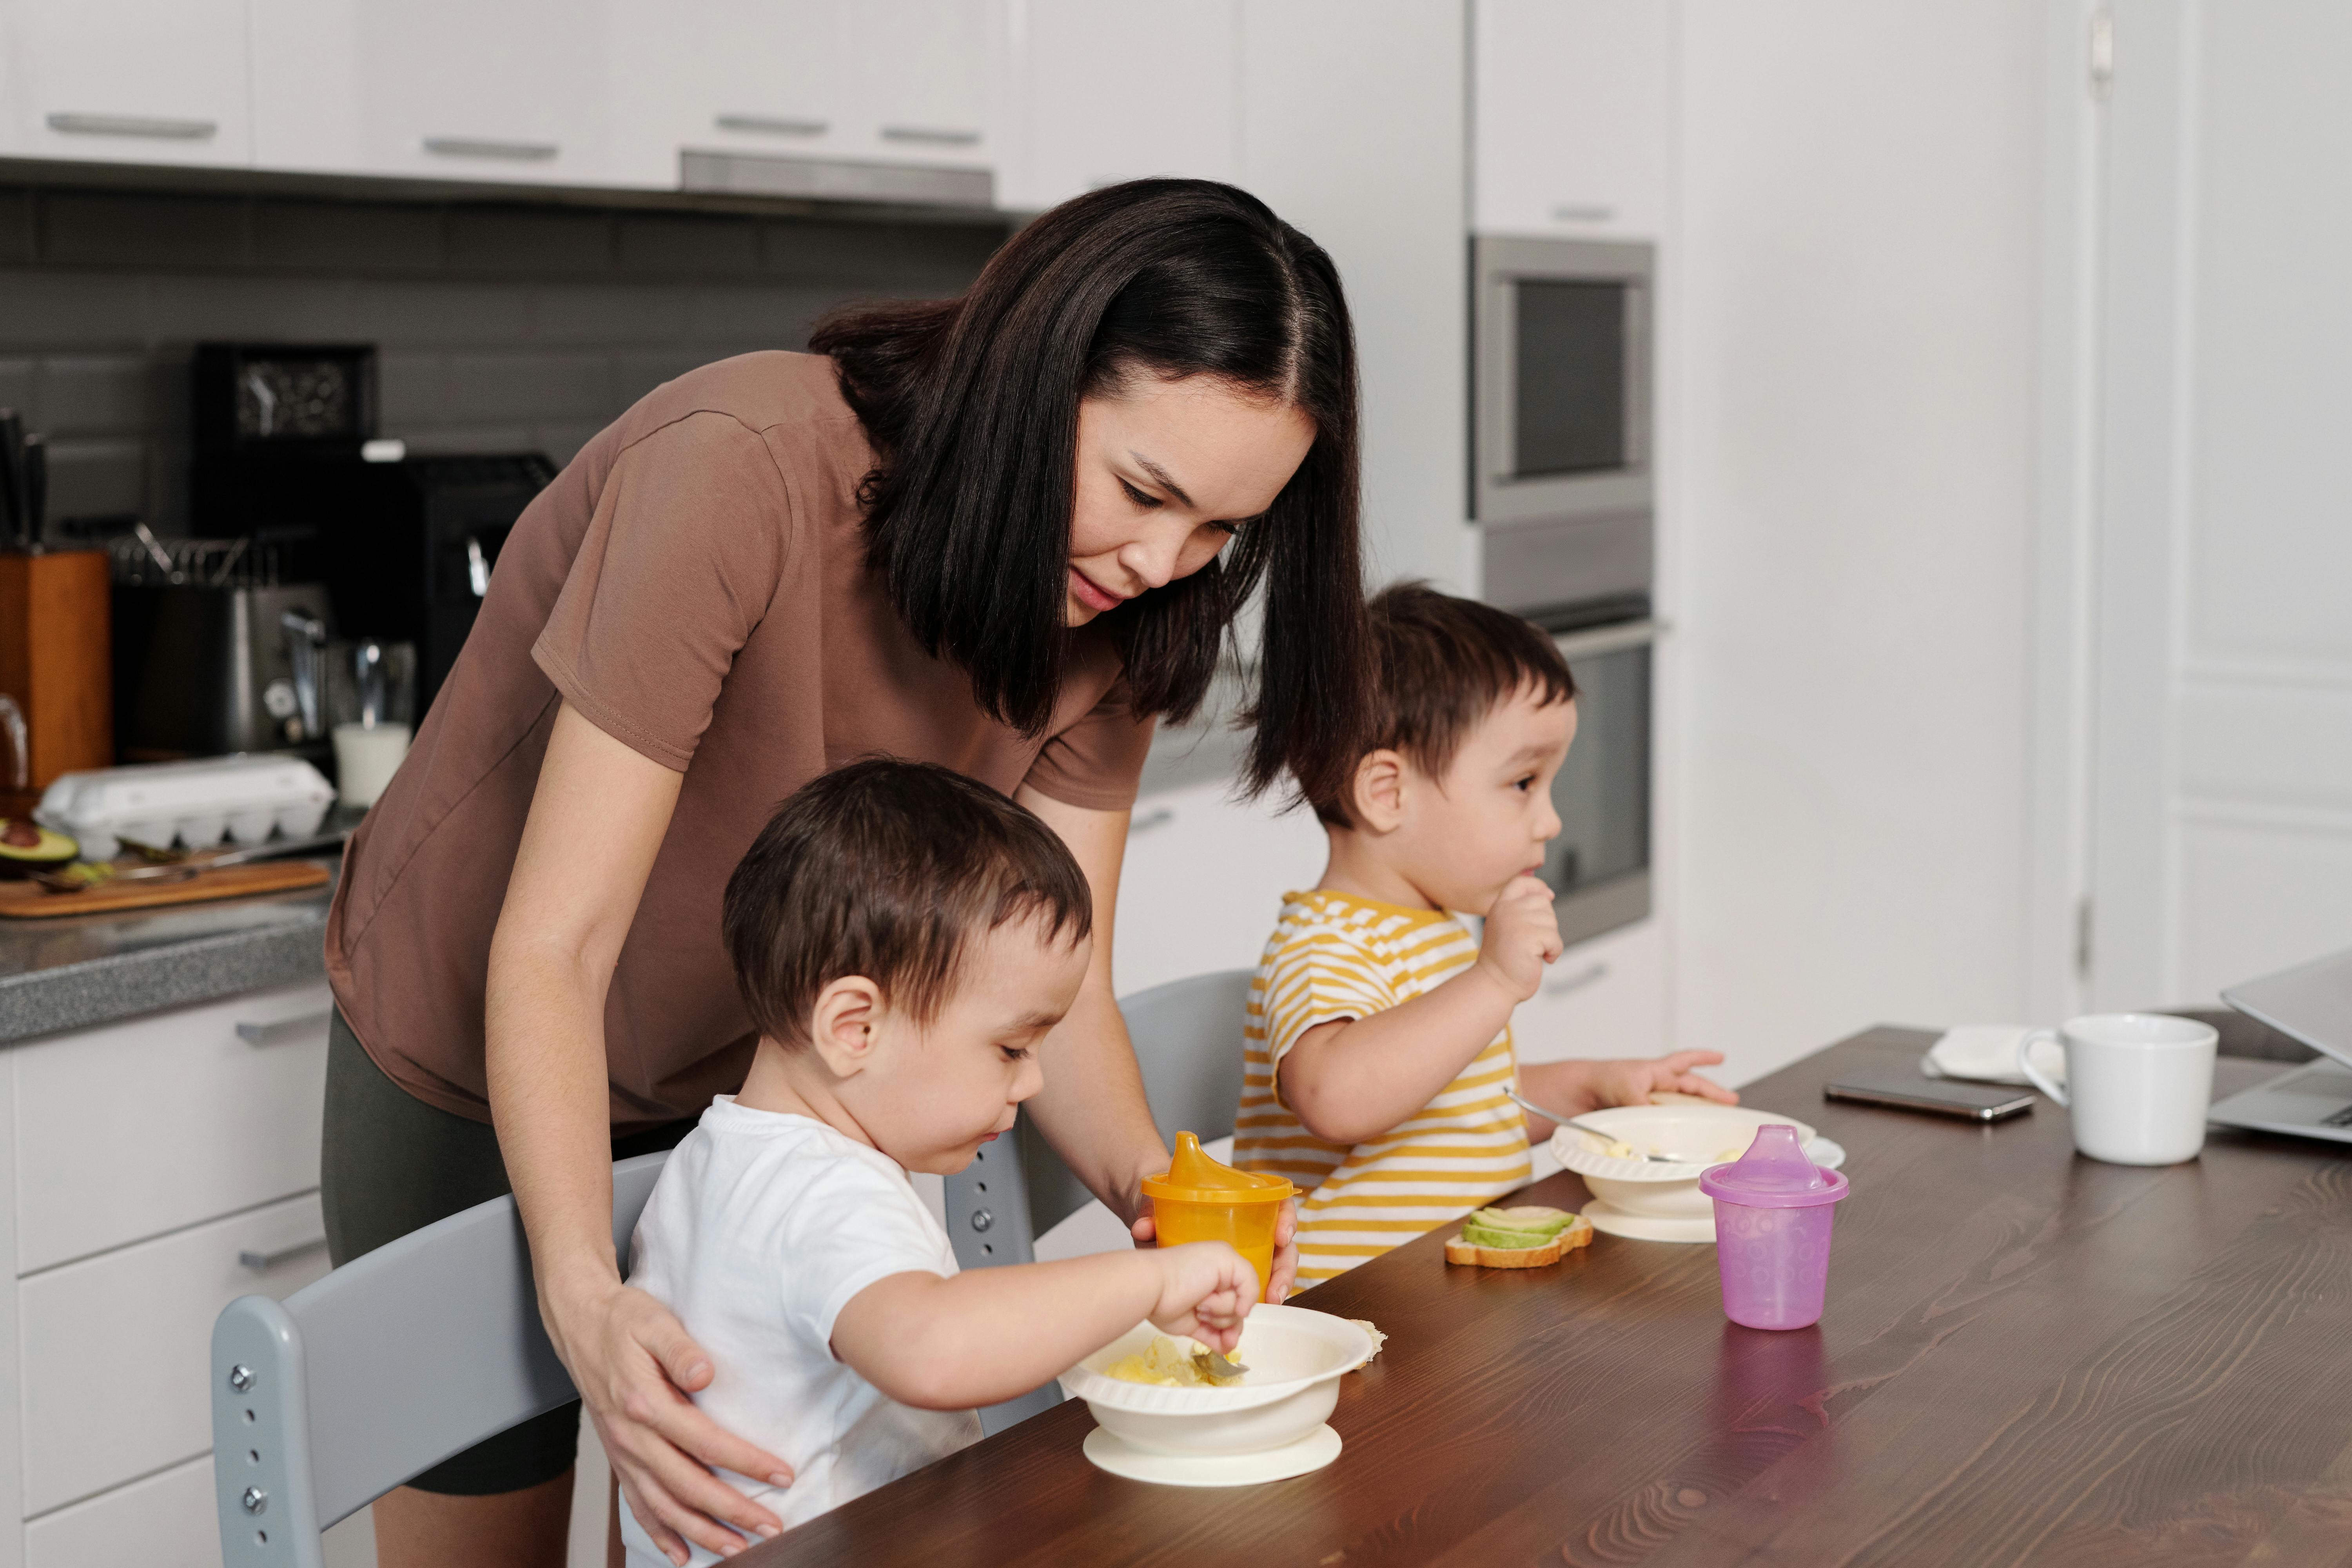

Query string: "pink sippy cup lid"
[[1698, 1124, 1850, 1209]]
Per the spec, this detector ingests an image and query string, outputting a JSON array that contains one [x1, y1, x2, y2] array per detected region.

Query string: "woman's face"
[[1065, 373, 1317, 625]]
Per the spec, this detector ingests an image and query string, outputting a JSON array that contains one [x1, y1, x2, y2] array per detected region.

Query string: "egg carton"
[[36, 756, 335, 862]]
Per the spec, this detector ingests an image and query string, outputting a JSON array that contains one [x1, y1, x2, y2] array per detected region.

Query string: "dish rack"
[[35, 757, 335, 860]]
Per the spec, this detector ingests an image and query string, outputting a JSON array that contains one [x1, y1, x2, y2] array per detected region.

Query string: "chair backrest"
[[211, 1152, 672, 1568], [942, 967, 1257, 1273]]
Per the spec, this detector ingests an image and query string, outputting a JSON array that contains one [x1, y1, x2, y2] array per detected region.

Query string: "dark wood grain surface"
[[739, 1028, 2352, 1568]]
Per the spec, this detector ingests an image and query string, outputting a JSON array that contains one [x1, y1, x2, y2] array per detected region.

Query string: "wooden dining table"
[[740, 1026, 2352, 1567]]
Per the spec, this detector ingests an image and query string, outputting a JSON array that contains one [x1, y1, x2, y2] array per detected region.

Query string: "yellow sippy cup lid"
[[1141, 1131, 1295, 1205]]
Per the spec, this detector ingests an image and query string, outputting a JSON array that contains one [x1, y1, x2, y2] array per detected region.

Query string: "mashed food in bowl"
[[1103, 1335, 1245, 1388]]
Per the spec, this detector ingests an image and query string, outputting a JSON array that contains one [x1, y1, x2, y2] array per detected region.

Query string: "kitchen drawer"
[[15, 982, 330, 1274], [24, 1452, 214, 1568], [21, 1192, 329, 1517], [1511, 918, 1666, 1066]]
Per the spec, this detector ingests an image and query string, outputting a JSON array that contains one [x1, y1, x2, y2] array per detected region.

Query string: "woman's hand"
[[550, 1275, 792, 1564], [1131, 1197, 1299, 1305]]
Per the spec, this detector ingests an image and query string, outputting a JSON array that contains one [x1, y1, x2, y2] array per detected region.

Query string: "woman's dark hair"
[[723, 758, 1093, 1045], [810, 178, 1368, 805]]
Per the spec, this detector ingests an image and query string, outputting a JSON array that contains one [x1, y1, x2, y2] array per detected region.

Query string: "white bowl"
[[1552, 1104, 1838, 1220], [1059, 1304, 1373, 1457]]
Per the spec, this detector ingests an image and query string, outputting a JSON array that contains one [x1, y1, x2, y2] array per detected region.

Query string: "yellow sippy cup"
[[1142, 1132, 1296, 1302]]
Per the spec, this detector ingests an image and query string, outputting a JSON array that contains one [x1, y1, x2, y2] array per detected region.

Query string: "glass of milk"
[[327, 639, 416, 809]]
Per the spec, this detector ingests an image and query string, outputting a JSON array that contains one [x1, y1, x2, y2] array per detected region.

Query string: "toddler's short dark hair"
[[1307, 582, 1577, 828], [722, 758, 1093, 1045]]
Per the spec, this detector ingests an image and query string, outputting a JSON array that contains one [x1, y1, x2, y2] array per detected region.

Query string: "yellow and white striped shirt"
[[1234, 889, 1531, 1284]]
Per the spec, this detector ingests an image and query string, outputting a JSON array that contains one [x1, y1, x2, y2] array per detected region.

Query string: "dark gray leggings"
[[319, 1009, 691, 1495]]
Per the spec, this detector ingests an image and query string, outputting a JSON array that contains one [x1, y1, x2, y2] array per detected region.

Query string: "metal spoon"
[[1191, 1342, 1248, 1379], [1505, 1088, 1697, 1164]]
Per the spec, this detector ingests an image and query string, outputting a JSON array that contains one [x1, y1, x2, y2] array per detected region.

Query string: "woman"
[[319, 179, 1369, 1566]]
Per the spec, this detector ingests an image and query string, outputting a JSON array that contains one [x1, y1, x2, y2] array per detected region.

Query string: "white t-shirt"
[[617, 1098, 982, 1564]]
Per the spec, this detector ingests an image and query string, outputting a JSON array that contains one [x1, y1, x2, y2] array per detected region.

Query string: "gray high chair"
[[943, 967, 1255, 1432], [209, 1151, 670, 1568]]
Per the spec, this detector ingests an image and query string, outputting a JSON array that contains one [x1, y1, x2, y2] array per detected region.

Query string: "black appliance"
[[191, 343, 553, 713]]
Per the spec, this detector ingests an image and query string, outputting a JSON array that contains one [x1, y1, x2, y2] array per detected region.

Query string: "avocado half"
[[0, 819, 77, 878]]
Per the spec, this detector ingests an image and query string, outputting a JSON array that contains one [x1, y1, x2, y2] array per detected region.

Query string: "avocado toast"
[[1443, 1205, 1594, 1268]]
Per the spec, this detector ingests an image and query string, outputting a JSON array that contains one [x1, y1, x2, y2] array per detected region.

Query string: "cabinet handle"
[[1129, 807, 1175, 835], [423, 136, 558, 162], [1543, 961, 1609, 997], [1550, 203, 1617, 224], [880, 125, 981, 147], [240, 1236, 329, 1273], [236, 1008, 332, 1046], [716, 113, 828, 137], [47, 113, 216, 141]]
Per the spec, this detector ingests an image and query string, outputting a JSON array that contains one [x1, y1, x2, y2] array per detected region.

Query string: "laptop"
[[2208, 947, 2352, 1145]]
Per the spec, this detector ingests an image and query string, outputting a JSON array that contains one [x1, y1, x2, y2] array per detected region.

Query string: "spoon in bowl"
[[1505, 1089, 1700, 1164]]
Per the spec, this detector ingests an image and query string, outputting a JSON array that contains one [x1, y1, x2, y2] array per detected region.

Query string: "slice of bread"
[[1444, 1212, 1593, 1268]]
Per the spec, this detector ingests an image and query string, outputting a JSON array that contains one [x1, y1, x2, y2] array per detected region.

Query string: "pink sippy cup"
[[1698, 1125, 1850, 1331]]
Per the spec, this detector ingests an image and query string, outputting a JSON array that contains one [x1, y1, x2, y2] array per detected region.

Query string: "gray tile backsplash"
[[0, 180, 1008, 534]]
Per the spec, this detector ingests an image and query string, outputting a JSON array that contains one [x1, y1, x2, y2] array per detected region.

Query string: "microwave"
[[1471, 236, 1655, 622]]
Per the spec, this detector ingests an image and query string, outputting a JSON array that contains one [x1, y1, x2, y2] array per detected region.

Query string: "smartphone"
[[1822, 1075, 2036, 1122]]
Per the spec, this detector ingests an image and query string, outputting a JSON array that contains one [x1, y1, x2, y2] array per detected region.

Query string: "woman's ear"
[[808, 976, 885, 1078], [1350, 748, 1408, 833]]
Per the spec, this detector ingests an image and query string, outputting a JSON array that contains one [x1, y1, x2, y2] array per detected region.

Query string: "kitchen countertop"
[[0, 701, 1236, 1049], [0, 861, 337, 1044]]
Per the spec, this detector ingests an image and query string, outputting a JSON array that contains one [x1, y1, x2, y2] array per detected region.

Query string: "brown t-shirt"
[[325, 352, 1152, 1127]]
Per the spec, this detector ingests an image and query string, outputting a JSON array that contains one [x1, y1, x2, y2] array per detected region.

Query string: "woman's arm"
[[830, 1243, 1256, 1410], [1011, 788, 1299, 1303], [487, 702, 790, 1563], [1009, 789, 1172, 1222]]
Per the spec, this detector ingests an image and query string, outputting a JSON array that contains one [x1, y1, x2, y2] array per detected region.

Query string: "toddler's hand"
[[1585, 1050, 1740, 1110], [1474, 874, 1564, 1002], [1147, 1241, 1258, 1354]]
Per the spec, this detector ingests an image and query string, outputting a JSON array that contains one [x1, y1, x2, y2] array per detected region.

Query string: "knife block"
[[0, 548, 112, 813]]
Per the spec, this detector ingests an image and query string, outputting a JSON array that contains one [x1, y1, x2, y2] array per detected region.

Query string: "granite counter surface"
[[0, 863, 336, 1044]]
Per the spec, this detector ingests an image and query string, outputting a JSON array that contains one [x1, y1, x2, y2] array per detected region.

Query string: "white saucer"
[[1081, 1423, 1342, 1486], [1581, 1198, 1718, 1244]]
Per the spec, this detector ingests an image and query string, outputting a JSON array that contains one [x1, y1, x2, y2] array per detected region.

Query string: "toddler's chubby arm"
[[1281, 874, 1563, 1146], [1518, 1053, 1739, 1141], [829, 1241, 1257, 1412]]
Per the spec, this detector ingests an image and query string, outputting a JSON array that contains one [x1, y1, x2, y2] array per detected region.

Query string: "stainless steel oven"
[[1472, 235, 1655, 622], [1540, 615, 1654, 947]]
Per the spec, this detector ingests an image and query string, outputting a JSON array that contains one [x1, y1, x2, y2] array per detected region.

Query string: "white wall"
[[1668, 0, 2044, 1083]]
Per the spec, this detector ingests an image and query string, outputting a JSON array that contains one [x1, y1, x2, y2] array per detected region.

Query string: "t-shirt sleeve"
[[777, 1158, 956, 1355], [1022, 675, 1155, 812], [1261, 931, 1397, 1073], [533, 413, 790, 771]]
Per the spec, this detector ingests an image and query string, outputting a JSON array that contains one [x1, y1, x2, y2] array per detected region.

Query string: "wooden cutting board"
[[0, 858, 330, 918]]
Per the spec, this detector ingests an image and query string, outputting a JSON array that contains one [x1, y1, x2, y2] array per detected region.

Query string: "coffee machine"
[[187, 343, 555, 714]]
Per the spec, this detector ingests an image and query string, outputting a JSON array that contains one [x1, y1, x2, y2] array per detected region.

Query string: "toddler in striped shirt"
[[1234, 584, 1735, 1283]]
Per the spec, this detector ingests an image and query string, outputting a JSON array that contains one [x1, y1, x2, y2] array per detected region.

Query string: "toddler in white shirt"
[[619, 759, 1258, 1564]]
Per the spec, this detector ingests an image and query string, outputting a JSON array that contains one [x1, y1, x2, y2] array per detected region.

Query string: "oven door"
[[1541, 617, 1655, 947]]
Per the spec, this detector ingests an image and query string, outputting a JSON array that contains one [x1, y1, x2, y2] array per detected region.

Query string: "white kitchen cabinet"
[[1110, 776, 1328, 1000], [1473, 0, 1673, 240], [1001, 0, 1240, 212], [1510, 915, 1665, 1065], [603, 0, 851, 189], [14, 981, 328, 1274], [836, 0, 1005, 172], [0, 0, 252, 167], [20, 1192, 329, 1518], [250, 0, 611, 186]]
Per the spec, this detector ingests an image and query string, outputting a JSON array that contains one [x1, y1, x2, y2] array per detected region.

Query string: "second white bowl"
[[1060, 1304, 1373, 1457], [1553, 1103, 1838, 1220]]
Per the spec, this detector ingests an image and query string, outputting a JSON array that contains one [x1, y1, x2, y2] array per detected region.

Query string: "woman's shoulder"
[[605, 352, 869, 471]]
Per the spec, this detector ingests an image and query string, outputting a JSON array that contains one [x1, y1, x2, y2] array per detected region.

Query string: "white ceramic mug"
[[2016, 1013, 2218, 1165]]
